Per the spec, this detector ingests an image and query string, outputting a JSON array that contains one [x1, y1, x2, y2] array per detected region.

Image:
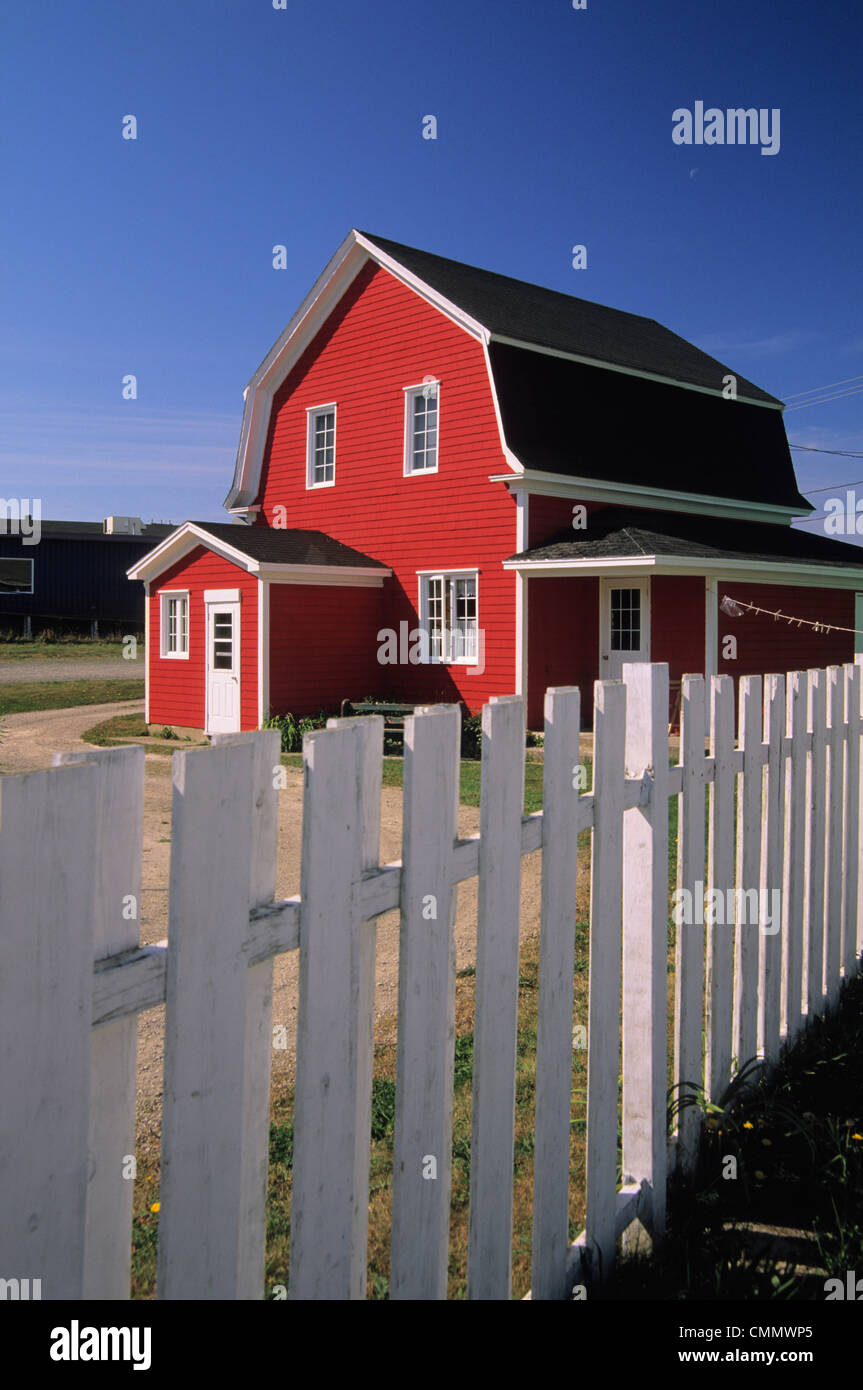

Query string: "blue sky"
[[2, 0, 861, 530]]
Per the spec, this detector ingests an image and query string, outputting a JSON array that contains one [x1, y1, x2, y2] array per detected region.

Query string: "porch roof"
[[505, 508, 863, 581]]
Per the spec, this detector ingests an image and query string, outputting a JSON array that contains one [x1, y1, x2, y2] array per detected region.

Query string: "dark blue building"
[[0, 516, 174, 636]]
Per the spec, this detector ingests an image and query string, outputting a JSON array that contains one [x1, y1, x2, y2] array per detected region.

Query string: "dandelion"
[[743, 1121, 754, 1130], [852, 1133, 863, 1142], [150, 1202, 160, 1214]]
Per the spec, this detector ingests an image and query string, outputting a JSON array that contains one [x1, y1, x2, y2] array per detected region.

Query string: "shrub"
[[263, 710, 332, 753], [461, 714, 482, 760]]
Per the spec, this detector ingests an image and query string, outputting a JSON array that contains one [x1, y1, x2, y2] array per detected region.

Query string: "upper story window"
[[404, 380, 439, 475], [160, 591, 189, 658], [306, 404, 337, 488]]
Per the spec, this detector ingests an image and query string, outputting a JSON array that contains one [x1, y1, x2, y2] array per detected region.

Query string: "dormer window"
[[404, 381, 439, 475], [306, 404, 336, 488]]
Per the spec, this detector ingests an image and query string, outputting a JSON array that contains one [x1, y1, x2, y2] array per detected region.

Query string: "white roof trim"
[[127, 523, 261, 582], [489, 471, 811, 525], [502, 552, 863, 589], [224, 229, 502, 509], [489, 333, 785, 411], [126, 521, 391, 585]]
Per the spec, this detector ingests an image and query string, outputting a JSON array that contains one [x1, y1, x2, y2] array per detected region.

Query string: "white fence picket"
[[53, 745, 145, 1301], [674, 675, 706, 1176], [468, 696, 527, 1300], [621, 662, 669, 1243], [4, 658, 863, 1304], [806, 670, 827, 1017], [210, 728, 281, 1298], [735, 676, 763, 1068], [782, 673, 807, 1044], [389, 706, 461, 1300], [705, 676, 736, 1102], [824, 667, 844, 1009], [584, 680, 626, 1279], [0, 762, 98, 1298], [759, 675, 784, 1060], [531, 687, 581, 1300], [157, 740, 257, 1299], [289, 721, 370, 1300], [844, 664, 862, 978]]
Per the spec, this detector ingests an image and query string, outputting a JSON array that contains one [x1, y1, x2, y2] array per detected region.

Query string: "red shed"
[[129, 230, 863, 735]]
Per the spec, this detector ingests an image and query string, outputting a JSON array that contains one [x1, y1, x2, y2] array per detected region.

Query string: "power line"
[[786, 384, 863, 411], [783, 373, 863, 400], [801, 479, 863, 494], [790, 445, 863, 459]]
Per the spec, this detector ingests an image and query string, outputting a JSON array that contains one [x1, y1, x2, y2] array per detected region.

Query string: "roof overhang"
[[489, 333, 784, 410], [490, 471, 811, 525], [502, 552, 863, 590], [126, 521, 391, 586]]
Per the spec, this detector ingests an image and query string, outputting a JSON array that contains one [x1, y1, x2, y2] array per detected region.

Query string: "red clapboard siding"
[[148, 547, 258, 730], [254, 261, 517, 714], [268, 582, 383, 716], [526, 576, 599, 728], [527, 496, 600, 547], [651, 575, 705, 685], [717, 582, 855, 677]]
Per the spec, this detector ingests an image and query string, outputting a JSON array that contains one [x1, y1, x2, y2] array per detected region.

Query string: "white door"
[[599, 579, 650, 680], [206, 600, 241, 733]]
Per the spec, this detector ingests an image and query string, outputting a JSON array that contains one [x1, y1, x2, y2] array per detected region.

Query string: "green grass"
[[0, 679, 144, 714], [0, 639, 138, 661], [605, 969, 863, 1300]]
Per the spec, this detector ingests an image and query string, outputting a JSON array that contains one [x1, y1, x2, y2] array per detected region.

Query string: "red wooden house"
[[129, 230, 863, 734]]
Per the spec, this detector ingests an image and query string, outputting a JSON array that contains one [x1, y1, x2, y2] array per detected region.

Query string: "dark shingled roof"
[[488, 342, 810, 511], [508, 508, 863, 570], [25, 521, 175, 540], [188, 521, 386, 569], [360, 231, 781, 405]]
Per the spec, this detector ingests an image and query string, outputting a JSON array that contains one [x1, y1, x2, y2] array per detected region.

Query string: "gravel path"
[[0, 658, 140, 682]]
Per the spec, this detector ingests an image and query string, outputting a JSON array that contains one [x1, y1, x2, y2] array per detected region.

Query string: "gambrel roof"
[[357, 232, 781, 406], [224, 229, 808, 522]]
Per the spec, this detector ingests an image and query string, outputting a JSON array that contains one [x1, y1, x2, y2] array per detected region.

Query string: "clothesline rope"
[[721, 594, 863, 638]]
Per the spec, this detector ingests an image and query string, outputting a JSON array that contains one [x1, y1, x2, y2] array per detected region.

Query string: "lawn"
[[0, 680, 144, 714], [0, 639, 138, 661]]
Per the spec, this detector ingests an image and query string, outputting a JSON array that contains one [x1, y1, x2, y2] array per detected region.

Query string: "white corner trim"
[[259, 577, 269, 726], [143, 580, 150, 725], [705, 577, 718, 678]]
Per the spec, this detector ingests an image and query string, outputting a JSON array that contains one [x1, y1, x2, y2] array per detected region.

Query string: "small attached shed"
[[127, 521, 390, 736]]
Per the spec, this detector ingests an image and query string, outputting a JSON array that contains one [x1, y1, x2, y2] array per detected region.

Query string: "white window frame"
[[0, 557, 34, 594], [403, 380, 440, 476], [159, 589, 189, 658], [417, 568, 478, 664], [306, 403, 337, 489]]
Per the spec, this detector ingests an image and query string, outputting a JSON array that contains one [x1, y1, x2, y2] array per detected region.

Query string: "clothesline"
[[721, 594, 863, 638]]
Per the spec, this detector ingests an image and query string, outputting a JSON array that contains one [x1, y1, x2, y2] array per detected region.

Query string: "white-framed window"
[[306, 403, 337, 488], [418, 570, 478, 663], [160, 590, 189, 658], [404, 380, 439, 475], [0, 558, 34, 594]]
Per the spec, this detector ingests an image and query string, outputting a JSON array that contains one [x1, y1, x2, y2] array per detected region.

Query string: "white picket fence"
[[1, 659, 861, 1301]]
